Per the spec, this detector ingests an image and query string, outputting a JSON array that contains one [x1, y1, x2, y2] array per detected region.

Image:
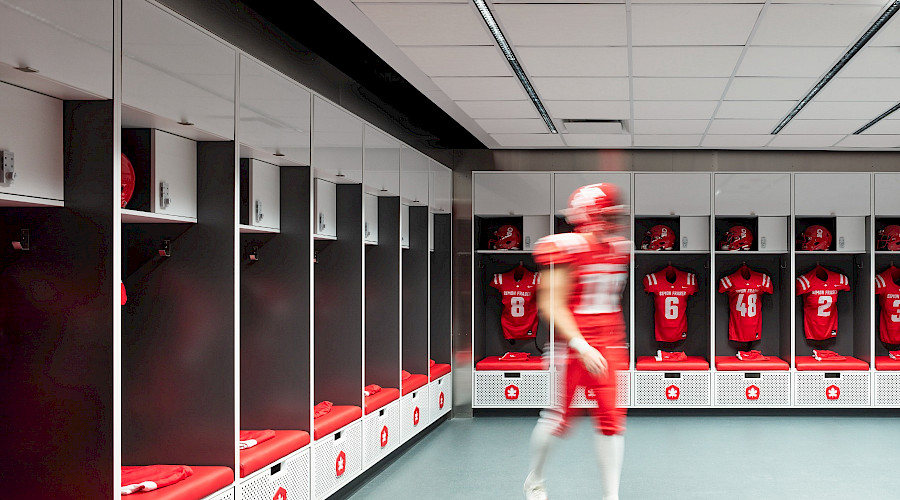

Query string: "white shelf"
[[0, 193, 64, 208], [875, 251, 900, 255], [313, 233, 337, 241], [239, 224, 279, 234], [476, 250, 532, 254], [795, 250, 867, 255], [121, 209, 196, 224]]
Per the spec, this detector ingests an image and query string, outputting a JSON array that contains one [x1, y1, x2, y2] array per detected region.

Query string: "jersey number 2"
[[817, 295, 833, 317]]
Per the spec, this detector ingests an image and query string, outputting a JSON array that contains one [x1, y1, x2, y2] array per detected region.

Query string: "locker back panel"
[[366, 196, 401, 389]]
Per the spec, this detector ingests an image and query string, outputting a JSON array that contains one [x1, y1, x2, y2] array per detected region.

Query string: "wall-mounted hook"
[[249, 245, 259, 262], [780, 256, 787, 269], [158, 239, 171, 257], [11, 229, 29, 251], [313, 250, 319, 264]]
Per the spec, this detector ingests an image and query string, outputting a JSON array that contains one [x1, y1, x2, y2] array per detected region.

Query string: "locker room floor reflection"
[[346, 414, 899, 499]]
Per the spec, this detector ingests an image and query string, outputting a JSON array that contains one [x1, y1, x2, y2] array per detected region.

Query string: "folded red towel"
[[314, 401, 333, 418], [401, 370, 411, 380], [239, 429, 276, 450], [813, 349, 845, 361], [121, 465, 193, 495], [890, 350, 900, 361], [737, 350, 770, 361], [500, 352, 530, 361], [430, 359, 436, 367], [121, 282, 128, 306], [655, 350, 687, 362], [364, 384, 382, 396]]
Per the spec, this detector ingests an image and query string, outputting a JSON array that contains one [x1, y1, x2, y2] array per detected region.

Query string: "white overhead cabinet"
[[715, 173, 791, 217], [313, 97, 363, 184], [314, 178, 337, 239], [635, 172, 710, 216], [150, 130, 198, 220], [363, 127, 400, 197], [364, 193, 379, 245], [430, 161, 453, 215], [400, 203, 410, 249], [239, 55, 311, 165], [246, 159, 280, 232], [795, 173, 870, 216], [400, 147, 430, 207], [0, 82, 64, 205], [122, 0, 236, 140], [473, 172, 551, 216], [553, 172, 631, 215], [875, 173, 900, 216]]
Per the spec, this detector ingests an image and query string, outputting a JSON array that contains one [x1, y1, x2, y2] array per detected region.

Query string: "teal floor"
[[345, 413, 900, 499]]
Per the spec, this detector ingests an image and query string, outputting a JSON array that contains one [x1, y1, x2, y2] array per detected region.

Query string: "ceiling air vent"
[[561, 119, 626, 134]]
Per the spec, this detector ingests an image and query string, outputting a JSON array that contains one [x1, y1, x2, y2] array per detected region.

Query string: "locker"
[[795, 173, 870, 216], [714, 173, 791, 216], [313, 97, 363, 183], [151, 130, 198, 219], [473, 172, 552, 216], [248, 159, 280, 231], [757, 217, 788, 252], [364, 193, 379, 245], [875, 173, 900, 216], [401, 204, 410, 249], [314, 178, 337, 239], [679, 216, 710, 251], [635, 173, 711, 216]]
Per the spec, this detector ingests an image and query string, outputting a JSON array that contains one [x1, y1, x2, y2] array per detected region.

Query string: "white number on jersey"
[[664, 296, 679, 319], [892, 300, 900, 323], [735, 293, 757, 317], [510, 296, 525, 318], [576, 264, 627, 314], [817, 295, 833, 317]]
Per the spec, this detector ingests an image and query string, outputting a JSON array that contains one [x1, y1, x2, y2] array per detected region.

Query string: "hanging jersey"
[[875, 267, 900, 344], [490, 268, 541, 340], [533, 233, 630, 347], [718, 269, 773, 342], [796, 267, 850, 340], [644, 268, 699, 342]]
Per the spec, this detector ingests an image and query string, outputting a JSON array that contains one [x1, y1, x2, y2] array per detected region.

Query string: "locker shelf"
[[239, 224, 279, 234], [121, 208, 197, 224]]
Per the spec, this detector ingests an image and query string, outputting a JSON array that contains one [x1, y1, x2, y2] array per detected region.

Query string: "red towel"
[[813, 350, 845, 361], [890, 351, 900, 361], [401, 370, 412, 380], [655, 350, 687, 362], [500, 352, 530, 361], [430, 359, 436, 367], [121, 465, 193, 495], [314, 401, 333, 418], [364, 384, 382, 396], [121, 282, 128, 306], [737, 350, 770, 361], [239, 429, 276, 450]]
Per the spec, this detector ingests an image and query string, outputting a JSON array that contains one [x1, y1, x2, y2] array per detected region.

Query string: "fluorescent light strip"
[[771, 0, 900, 135], [472, 0, 557, 134], [853, 102, 900, 135]]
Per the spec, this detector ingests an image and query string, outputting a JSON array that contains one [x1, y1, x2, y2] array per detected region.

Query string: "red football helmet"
[[641, 225, 675, 251], [721, 225, 753, 251], [877, 225, 900, 251], [799, 225, 832, 251], [489, 224, 522, 250], [563, 183, 628, 233], [122, 153, 135, 208]]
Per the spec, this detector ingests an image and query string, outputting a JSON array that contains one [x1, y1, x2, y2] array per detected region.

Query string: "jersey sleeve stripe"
[[876, 275, 885, 288], [724, 276, 732, 288]]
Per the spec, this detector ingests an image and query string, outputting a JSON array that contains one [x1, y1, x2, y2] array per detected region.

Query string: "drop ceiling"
[[314, 0, 900, 150]]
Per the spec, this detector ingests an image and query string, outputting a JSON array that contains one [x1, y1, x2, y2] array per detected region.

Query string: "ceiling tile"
[[707, 119, 779, 134], [356, 3, 493, 46], [456, 100, 539, 118], [431, 77, 527, 101], [491, 133, 565, 147], [633, 47, 743, 77], [633, 101, 719, 119], [531, 77, 630, 100], [544, 100, 631, 120], [716, 100, 795, 119], [631, 0, 763, 3], [725, 77, 814, 100], [633, 78, 729, 100], [836, 135, 900, 147], [737, 46, 844, 77], [797, 101, 896, 120], [770, 0, 887, 4], [839, 47, 900, 78], [354, 0, 468, 3], [475, 118, 549, 133], [400, 46, 511, 77], [751, 4, 883, 46], [781, 119, 867, 134], [632, 119, 710, 134], [516, 47, 628, 77], [631, 5, 761, 46], [862, 120, 900, 134], [766, 135, 845, 148], [815, 78, 900, 101], [702, 135, 773, 148], [562, 134, 633, 147], [493, 0, 624, 3], [493, 4, 627, 46], [634, 135, 703, 147]]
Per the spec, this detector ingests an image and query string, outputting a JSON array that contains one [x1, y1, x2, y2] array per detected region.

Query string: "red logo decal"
[[826, 385, 841, 400], [665, 385, 680, 401], [745, 385, 760, 401], [380, 425, 389, 448], [335, 450, 346, 477], [413, 407, 420, 426], [505, 385, 520, 400], [439, 392, 445, 409], [273, 487, 287, 500]]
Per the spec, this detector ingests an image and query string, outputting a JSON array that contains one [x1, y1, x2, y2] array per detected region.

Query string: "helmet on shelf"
[[641, 224, 675, 251], [121, 153, 135, 209], [489, 224, 522, 250], [877, 225, 900, 251], [562, 183, 628, 233], [798, 225, 832, 251], [720, 225, 753, 251]]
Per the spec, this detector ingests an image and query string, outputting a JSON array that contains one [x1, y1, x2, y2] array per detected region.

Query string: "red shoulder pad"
[[533, 233, 589, 266]]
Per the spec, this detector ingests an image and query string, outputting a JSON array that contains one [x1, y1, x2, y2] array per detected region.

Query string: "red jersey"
[[796, 266, 850, 340], [875, 267, 900, 344], [490, 267, 541, 340], [718, 267, 773, 342], [643, 266, 699, 342], [533, 233, 629, 347]]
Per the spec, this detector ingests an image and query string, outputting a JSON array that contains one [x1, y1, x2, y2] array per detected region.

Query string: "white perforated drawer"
[[240, 447, 309, 500], [714, 372, 790, 406], [312, 420, 362, 500], [401, 387, 429, 443], [363, 401, 399, 468], [429, 375, 452, 423], [474, 371, 551, 407], [794, 372, 870, 406], [633, 372, 710, 407], [875, 373, 900, 406], [206, 486, 235, 500], [557, 371, 631, 408]]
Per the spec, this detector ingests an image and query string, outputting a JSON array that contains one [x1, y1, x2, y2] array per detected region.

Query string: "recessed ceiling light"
[[273, 152, 285, 157], [178, 120, 194, 126], [15, 66, 38, 73], [473, 0, 557, 134]]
